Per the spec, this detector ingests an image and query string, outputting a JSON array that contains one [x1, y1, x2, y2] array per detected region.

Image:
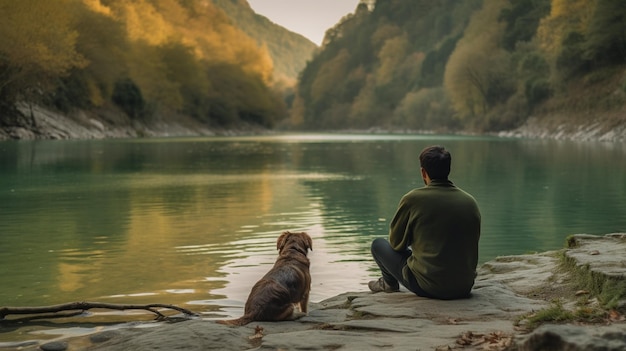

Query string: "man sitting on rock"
[[369, 145, 481, 299]]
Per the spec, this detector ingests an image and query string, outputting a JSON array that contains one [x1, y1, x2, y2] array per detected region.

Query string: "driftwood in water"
[[0, 302, 198, 322]]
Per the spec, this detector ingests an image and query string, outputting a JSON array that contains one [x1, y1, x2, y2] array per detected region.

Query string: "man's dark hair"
[[419, 146, 451, 180]]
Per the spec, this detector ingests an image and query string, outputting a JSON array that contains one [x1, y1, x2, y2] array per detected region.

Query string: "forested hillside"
[[292, 0, 626, 133], [0, 0, 306, 134], [1, 0, 624, 139], [211, 0, 317, 83]]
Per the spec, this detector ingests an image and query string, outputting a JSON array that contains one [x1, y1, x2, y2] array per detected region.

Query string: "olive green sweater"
[[389, 179, 481, 299]]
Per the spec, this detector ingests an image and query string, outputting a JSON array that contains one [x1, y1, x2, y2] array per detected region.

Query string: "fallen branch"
[[0, 302, 199, 322]]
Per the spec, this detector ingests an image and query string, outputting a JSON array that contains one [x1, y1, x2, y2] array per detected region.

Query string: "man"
[[369, 145, 481, 300]]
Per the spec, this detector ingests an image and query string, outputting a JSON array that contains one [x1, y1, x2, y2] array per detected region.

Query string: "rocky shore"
[[9, 233, 625, 351], [497, 115, 626, 142], [1, 104, 625, 142], [0, 104, 262, 141]]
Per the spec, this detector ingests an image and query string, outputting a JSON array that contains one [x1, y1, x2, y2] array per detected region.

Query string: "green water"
[[0, 134, 625, 343]]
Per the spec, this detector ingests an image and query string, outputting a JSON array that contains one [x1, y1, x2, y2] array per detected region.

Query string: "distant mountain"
[[211, 0, 318, 83]]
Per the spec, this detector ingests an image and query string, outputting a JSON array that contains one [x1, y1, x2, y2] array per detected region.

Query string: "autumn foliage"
[[2, 0, 625, 133], [293, 0, 626, 132], [0, 0, 286, 128]]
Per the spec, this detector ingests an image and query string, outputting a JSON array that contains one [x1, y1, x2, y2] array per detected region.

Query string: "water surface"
[[1, 134, 624, 343]]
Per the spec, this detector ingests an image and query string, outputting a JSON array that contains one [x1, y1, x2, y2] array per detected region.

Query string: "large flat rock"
[[17, 234, 626, 351]]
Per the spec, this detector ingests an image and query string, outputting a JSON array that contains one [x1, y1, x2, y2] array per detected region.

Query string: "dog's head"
[[277, 231, 312, 255]]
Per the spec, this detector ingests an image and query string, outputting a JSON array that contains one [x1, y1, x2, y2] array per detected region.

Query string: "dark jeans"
[[370, 238, 434, 298]]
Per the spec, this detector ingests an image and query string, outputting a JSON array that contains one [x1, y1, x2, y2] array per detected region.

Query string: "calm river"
[[1, 133, 625, 343]]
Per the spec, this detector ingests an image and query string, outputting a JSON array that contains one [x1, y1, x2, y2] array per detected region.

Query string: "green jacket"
[[389, 179, 481, 299]]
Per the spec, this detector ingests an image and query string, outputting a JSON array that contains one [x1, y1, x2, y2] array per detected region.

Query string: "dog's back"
[[218, 231, 312, 326]]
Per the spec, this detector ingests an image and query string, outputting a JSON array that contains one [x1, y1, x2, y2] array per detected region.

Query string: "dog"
[[217, 231, 313, 326]]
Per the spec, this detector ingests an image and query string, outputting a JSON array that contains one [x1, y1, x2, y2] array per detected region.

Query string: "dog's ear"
[[277, 231, 291, 251], [304, 233, 313, 251]]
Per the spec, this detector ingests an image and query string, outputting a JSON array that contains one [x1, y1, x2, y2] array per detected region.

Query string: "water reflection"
[[0, 135, 625, 343]]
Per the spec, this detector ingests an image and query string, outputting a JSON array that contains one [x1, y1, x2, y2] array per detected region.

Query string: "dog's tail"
[[216, 315, 254, 326]]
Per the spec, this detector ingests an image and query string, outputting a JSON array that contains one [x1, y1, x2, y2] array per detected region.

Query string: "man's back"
[[389, 179, 481, 299]]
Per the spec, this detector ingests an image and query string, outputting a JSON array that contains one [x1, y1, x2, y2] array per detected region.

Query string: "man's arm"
[[388, 197, 412, 251]]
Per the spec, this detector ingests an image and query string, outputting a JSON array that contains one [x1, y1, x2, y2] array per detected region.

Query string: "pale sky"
[[247, 0, 362, 45]]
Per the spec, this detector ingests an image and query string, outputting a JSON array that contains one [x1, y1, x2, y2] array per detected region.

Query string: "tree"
[[203, 63, 286, 127], [517, 50, 552, 110], [375, 35, 409, 86], [310, 49, 351, 105], [556, 31, 589, 79], [53, 1, 130, 109], [112, 78, 145, 119], [535, 0, 597, 67], [444, 0, 514, 124], [0, 0, 85, 113], [421, 36, 460, 87], [498, 0, 551, 51], [392, 87, 456, 131], [583, 0, 626, 66]]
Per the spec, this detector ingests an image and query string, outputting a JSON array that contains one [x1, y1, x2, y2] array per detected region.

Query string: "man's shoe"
[[368, 277, 400, 293]]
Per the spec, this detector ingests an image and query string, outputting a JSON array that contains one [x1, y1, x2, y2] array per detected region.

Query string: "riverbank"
[[5, 233, 625, 351], [0, 104, 267, 141], [1, 104, 625, 142], [497, 109, 626, 142]]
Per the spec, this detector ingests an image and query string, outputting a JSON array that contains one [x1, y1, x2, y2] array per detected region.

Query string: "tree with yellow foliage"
[[0, 0, 85, 114], [0, 0, 287, 130], [444, 0, 515, 128]]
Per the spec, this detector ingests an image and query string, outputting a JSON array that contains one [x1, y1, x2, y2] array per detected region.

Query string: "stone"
[[89, 331, 121, 343], [22, 233, 626, 351], [515, 324, 626, 351], [39, 341, 68, 351]]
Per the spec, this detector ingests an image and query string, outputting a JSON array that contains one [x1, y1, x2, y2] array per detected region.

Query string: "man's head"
[[419, 145, 451, 183]]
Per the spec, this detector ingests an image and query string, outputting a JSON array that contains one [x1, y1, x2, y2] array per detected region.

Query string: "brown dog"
[[218, 231, 313, 326]]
